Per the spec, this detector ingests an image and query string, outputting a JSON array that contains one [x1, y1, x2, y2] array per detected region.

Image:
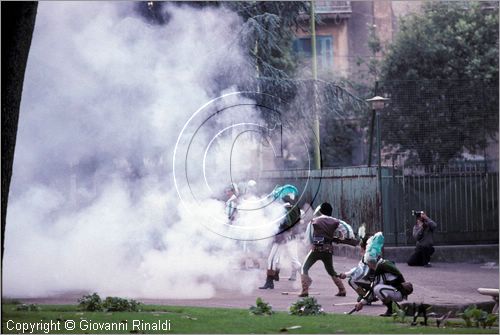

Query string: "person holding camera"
[[407, 211, 437, 267]]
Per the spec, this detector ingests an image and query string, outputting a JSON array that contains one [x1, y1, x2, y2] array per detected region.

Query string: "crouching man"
[[354, 256, 413, 317]]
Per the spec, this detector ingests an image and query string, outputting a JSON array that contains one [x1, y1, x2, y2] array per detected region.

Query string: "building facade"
[[294, 1, 422, 82]]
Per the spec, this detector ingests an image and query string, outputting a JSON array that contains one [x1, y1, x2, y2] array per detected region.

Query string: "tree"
[[225, 2, 309, 99], [378, 1, 499, 167], [231, 2, 308, 76], [134, 1, 369, 168], [228, 3, 370, 167], [1, 2, 38, 259]]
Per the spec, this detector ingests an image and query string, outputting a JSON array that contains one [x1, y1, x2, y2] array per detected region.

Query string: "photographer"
[[407, 211, 437, 267]]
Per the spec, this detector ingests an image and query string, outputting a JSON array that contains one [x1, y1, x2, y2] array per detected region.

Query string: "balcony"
[[315, 1, 352, 15]]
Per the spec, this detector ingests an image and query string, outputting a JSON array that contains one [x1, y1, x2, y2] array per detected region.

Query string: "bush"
[[15, 304, 40, 311], [459, 304, 498, 328], [289, 297, 325, 316], [78, 293, 142, 312], [103, 296, 141, 312], [249, 297, 273, 316], [78, 293, 103, 311]]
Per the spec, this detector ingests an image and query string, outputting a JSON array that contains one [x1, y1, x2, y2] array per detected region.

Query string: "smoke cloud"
[[3, 2, 294, 299]]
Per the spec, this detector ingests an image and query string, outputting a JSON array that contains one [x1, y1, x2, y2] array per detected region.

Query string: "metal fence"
[[382, 163, 499, 246], [259, 167, 382, 233], [249, 79, 499, 245], [258, 164, 499, 246]]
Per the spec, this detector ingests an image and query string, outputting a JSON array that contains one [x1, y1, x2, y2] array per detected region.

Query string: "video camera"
[[411, 210, 424, 218]]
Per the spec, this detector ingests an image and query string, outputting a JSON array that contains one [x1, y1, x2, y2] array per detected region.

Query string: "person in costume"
[[238, 179, 262, 269], [339, 233, 382, 303], [259, 184, 301, 289], [354, 237, 413, 316], [298, 202, 346, 297], [224, 183, 239, 224]]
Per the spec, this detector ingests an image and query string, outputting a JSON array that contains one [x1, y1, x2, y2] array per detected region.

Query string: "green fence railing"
[[257, 165, 499, 246]]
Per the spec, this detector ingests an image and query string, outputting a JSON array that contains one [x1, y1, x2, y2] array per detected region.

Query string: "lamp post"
[[366, 95, 389, 233], [366, 96, 389, 167], [311, 0, 321, 170]]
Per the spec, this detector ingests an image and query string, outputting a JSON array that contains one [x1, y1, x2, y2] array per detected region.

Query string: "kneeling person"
[[355, 256, 413, 316]]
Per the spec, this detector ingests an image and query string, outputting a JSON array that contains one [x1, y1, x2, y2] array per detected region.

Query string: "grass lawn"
[[1, 303, 498, 334]]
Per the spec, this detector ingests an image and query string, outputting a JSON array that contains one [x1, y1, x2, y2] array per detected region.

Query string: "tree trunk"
[[1, 2, 38, 260]]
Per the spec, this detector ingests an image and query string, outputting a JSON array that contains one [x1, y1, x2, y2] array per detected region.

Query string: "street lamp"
[[366, 95, 390, 234], [366, 96, 390, 167]]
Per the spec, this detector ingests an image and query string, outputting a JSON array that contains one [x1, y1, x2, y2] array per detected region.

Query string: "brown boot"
[[332, 276, 346, 297], [273, 268, 280, 281], [259, 270, 275, 289], [299, 274, 312, 297]]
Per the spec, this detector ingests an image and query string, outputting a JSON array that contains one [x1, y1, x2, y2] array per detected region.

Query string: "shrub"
[[459, 304, 498, 328], [289, 297, 325, 316], [78, 293, 103, 312], [15, 304, 40, 311], [77, 293, 141, 312], [249, 297, 273, 315], [392, 302, 407, 323], [103, 296, 141, 312]]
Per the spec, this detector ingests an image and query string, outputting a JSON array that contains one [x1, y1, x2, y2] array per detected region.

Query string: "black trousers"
[[301, 250, 336, 276], [407, 245, 435, 266]]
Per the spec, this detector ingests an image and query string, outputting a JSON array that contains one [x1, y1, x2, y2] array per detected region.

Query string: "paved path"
[[141, 257, 499, 316], [16, 257, 498, 316]]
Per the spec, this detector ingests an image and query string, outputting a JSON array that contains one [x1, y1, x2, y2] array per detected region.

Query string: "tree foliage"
[[135, 1, 370, 167], [378, 2, 499, 167], [224, 2, 369, 168], [229, 2, 308, 78], [225, 1, 310, 100]]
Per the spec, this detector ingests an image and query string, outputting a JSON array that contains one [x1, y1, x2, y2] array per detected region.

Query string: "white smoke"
[[3, 2, 287, 299]]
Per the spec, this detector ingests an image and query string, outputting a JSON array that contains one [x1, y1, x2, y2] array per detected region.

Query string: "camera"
[[412, 210, 423, 218]]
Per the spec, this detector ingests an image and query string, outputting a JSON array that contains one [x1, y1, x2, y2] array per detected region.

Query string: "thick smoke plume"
[[3, 2, 291, 299]]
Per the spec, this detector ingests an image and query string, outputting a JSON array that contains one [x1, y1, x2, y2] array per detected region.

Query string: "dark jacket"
[[275, 203, 301, 243], [413, 218, 437, 248]]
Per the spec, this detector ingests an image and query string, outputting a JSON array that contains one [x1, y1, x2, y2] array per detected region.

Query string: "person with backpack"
[[354, 255, 413, 317]]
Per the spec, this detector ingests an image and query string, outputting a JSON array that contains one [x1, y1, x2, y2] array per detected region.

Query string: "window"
[[293, 35, 334, 70]]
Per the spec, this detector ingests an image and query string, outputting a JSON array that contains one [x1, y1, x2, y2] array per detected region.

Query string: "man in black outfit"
[[407, 211, 437, 267]]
